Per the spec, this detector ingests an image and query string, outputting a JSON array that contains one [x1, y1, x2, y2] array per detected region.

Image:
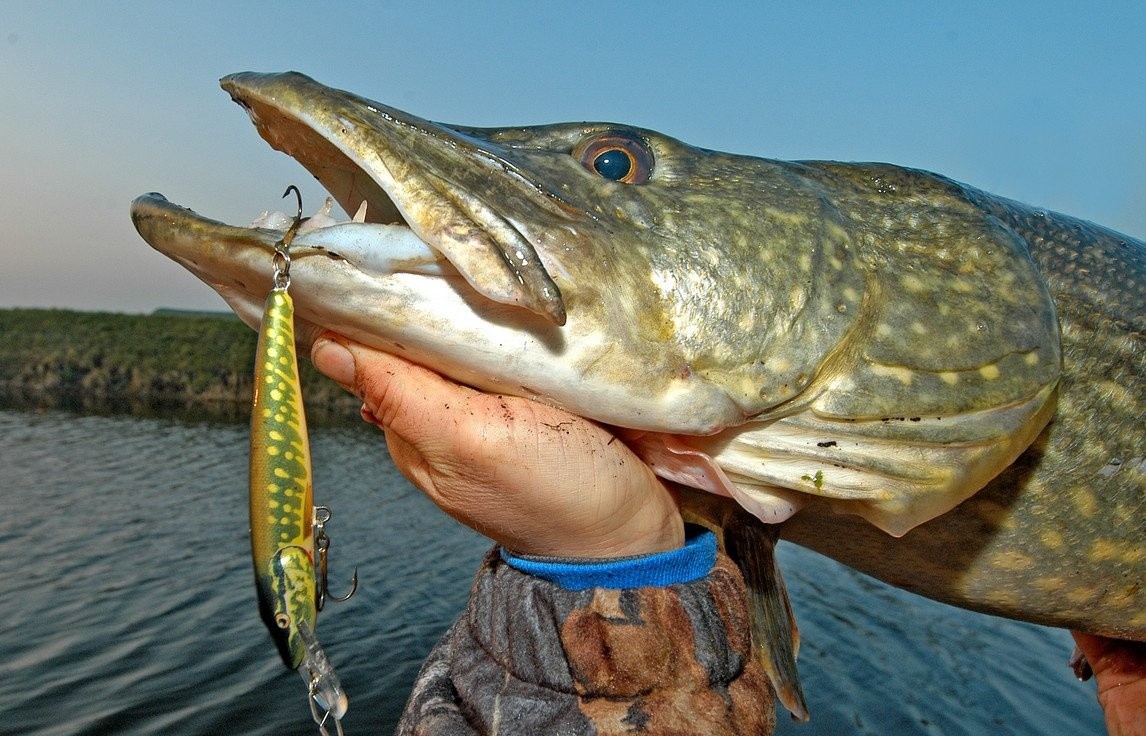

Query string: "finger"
[[1071, 632, 1146, 736], [1070, 632, 1146, 686], [312, 334, 528, 503], [311, 333, 358, 392], [313, 334, 499, 447]]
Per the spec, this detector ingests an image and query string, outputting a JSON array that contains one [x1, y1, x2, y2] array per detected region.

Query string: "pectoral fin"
[[680, 488, 809, 721], [724, 513, 809, 721]]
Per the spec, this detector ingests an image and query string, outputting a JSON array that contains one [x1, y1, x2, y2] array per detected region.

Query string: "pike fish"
[[132, 71, 1144, 715]]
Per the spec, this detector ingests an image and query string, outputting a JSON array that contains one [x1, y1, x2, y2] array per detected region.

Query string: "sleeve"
[[396, 528, 776, 735]]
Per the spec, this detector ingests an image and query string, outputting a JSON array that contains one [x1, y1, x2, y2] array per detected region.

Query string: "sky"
[[1, 1, 1143, 313]]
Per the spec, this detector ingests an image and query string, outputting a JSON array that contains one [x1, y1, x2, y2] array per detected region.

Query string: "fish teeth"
[[249, 209, 294, 230], [251, 196, 362, 232], [298, 197, 337, 232]]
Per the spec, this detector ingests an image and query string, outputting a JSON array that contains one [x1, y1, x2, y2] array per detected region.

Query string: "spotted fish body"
[[249, 286, 316, 669], [774, 178, 1145, 638]]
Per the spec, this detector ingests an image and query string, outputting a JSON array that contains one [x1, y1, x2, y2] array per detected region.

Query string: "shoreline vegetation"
[[0, 308, 362, 424]]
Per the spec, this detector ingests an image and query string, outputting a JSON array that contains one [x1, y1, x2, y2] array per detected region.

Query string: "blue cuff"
[[500, 527, 717, 591]]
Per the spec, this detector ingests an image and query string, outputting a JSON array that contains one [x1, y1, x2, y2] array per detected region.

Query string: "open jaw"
[[216, 70, 568, 325], [131, 71, 584, 378]]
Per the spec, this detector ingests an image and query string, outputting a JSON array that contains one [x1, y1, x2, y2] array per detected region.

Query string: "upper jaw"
[[218, 71, 568, 324]]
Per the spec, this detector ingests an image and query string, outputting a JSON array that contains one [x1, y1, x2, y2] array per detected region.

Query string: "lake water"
[[0, 409, 1105, 734]]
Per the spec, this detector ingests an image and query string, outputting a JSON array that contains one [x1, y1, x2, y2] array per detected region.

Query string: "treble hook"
[[314, 506, 358, 611]]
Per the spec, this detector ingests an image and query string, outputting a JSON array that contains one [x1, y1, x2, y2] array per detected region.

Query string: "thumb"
[[311, 334, 453, 435]]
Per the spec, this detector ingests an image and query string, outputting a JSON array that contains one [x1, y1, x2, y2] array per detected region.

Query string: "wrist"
[[572, 482, 686, 558], [585, 513, 686, 558]]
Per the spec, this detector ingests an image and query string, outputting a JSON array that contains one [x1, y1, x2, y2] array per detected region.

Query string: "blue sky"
[[1, 1, 1143, 312]]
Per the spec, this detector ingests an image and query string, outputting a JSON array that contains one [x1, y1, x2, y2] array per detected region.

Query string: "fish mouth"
[[139, 70, 570, 326], [221, 71, 568, 325], [130, 189, 459, 339]]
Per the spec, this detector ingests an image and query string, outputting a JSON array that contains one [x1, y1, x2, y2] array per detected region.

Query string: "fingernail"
[[312, 338, 356, 387]]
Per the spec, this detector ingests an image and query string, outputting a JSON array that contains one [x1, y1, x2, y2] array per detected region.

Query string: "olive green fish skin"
[[132, 72, 1143, 639], [781, 170, 1144, 638]]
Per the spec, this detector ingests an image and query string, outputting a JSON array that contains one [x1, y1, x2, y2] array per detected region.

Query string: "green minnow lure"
[[249, 186, 352, 734]]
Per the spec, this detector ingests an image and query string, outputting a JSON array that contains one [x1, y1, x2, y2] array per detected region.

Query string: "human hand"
[[1070, 632, 1146, 736], [311, 334, 685, 559]]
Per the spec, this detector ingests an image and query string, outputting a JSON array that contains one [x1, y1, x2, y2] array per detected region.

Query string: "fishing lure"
[[250, 186, 356, 735]]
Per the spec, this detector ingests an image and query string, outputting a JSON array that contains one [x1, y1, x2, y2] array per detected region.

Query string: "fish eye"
[[274, 613, 291, 629], [573, 131, 653, 184]]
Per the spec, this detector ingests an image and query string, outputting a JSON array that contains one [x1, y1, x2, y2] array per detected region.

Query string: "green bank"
[[0, 308, 360, 420]]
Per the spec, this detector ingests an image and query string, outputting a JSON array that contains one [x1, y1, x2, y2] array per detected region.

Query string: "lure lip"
[[296, 618, 349, 721]]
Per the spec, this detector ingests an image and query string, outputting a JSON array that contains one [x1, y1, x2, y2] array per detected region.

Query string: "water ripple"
[[0, 410, 1104, 734]]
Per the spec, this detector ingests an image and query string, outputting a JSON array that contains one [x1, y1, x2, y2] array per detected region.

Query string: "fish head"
[[133, 71, 879, 432], [132, 72, 1061, 533]]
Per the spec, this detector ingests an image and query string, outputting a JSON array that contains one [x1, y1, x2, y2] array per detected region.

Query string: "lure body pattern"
[[250, 286, 316, 669]]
